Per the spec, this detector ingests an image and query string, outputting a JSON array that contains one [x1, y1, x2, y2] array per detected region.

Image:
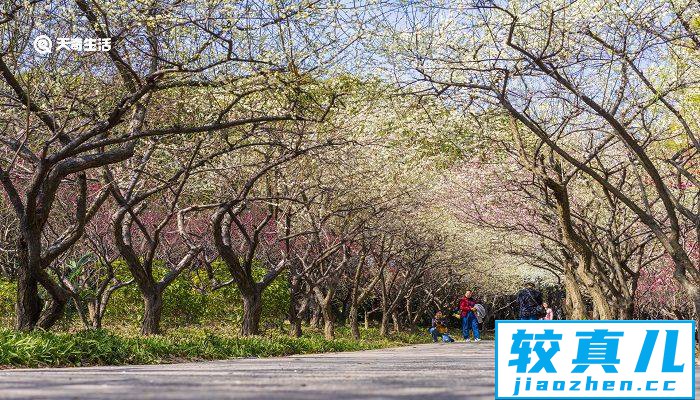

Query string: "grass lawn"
[[0, 326, 436, 369]]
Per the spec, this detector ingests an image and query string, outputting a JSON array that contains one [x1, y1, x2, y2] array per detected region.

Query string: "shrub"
[[0, 279, 15, 327], [102, 259, 290, 331]]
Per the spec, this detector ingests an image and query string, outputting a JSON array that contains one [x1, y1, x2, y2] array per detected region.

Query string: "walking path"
[[0, 342, 697, 399]]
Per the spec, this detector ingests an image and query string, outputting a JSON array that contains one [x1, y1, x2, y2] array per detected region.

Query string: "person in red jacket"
[[459, 290, 481, 342]]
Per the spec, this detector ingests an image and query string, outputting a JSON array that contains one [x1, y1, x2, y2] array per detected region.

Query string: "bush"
[[101, 259, 290, 330], [0, 257, 291, 333], [0, 279, 15, 327]]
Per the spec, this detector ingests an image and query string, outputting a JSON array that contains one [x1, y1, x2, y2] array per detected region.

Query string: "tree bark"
[[694, 294, 700, 343], [37, 295, 68, 329], [321, 302, 334, 340], [290, 317, 302, 338], [391, 311, 400, 333], [34, 268, 70, 330], [240, 288, 263, 336], [544, 178, 613, 320], [87, 302, 102, 329], [349, 303, 360, 340], [379, 312, 389, 337], [618, 300, 635, 320], [563, 270, 585, 319], [574, 260, 613, 320], [15, 258, 40, 331], [72, 297, 92, 329], [141, 290, 163, 335], [310, 303, 322, 329], [338, 293, 350, 325], [288, 274, 302, 337], [668, 253, 700, 341], [683, 282, 700, 343]]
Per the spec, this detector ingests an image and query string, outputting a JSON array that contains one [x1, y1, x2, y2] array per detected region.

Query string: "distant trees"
[[7, 0, 695, 338], [379, 0, 699, 321], [0, 0, 467, 336]]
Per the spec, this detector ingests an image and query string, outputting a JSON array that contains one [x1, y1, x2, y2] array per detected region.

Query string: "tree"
[[107, 140, 209, 335], [378, 0, 700, 323], [0, 0, 354, 331]]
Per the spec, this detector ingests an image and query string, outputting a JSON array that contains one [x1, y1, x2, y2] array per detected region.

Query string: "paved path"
[[0, 343, 494, 400], [0, 342, 697, 399]]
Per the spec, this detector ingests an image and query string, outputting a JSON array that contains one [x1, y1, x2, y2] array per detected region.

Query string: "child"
[[541, 302, 554, 320], [429, 311, 455, 343]]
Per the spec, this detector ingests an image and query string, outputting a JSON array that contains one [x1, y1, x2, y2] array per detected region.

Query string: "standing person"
[[429, 311, 455, 343], [541, 302, 553, 320], [458, 290, 481, 342], [517, 279, 543, 320]]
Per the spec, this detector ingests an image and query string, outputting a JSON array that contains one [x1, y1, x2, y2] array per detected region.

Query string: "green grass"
[[0, 326, 432, 369]]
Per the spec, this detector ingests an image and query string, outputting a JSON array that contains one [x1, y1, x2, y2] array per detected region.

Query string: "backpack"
[[474, 304, 486, 323], [524, 289, 546, 318]]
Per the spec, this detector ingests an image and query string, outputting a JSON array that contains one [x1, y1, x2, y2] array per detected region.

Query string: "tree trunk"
[[141, 291, 163, 335], [310, 304, 322, 329], [391, 311, 400, 333], [72, 297, 92, 329], [321, 302, 334, 340], [290, 317, 302, 338], [662, 249, 700, 342], [349, 303, 360, 340], [693, 291, 700, 343], [288, 285, 302, 336], [563, 270, 585, 319], [37, 295, 68, 329], [364, 310, 370, 330], [288, 275, 302, 338], [545, 179, 613, 320], [34, 268, 70, 330], [240, 288, 263, 336], [391, 311, 401, 333], [682, 281, 700, 343], [379, 312, 389, 337], [15, 262, 41, 331], [618, 300, 634, 320], [577, 266, 613, 320], [87, 302, 103, 329], [15, 237, 41, 331], [338, 294, 350, 325]]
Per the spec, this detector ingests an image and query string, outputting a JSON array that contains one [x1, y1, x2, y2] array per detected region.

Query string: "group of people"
[[516, 279, 553, 321], [428, 280, 554, 343], [458, 289, 482, 342], [428, 289, 482, 343]]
